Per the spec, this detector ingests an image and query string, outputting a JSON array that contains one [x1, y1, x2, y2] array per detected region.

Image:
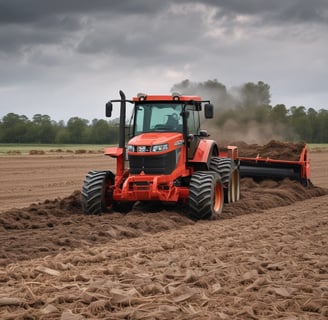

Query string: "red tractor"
[[82, 90, 240, 219]]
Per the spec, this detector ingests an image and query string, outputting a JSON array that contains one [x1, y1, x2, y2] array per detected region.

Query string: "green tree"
[[270, 104, 288, 123], [0, 113, 30, 142], [90, 119, 110, 144], [316, 109, 328, 142], [55, 128, 71, 143], [66, 117, 89, 143], [229, 82, 271, 126], [31, 114, 57, 143], [306, 108, 318, 142], [239, 81, 271, 109], [288, 106, 312, 141]]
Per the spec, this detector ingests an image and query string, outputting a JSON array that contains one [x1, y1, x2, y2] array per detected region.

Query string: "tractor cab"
[[128, 94, 214, 160]]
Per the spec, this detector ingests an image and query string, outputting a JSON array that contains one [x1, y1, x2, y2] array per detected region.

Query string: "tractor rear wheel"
[[188, 171, 224, 220], [81, 170, 115, 214], [210, 157, 240, 203], [231, 166, 240, 202]]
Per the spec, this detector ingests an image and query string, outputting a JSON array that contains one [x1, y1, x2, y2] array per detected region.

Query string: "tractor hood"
[[128, 132, 184, 153]]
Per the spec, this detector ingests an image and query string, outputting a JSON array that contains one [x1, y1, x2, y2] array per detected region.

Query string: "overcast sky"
[[0, 0, 327, 122]]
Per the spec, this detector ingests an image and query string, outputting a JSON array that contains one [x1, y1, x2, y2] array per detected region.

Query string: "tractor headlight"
[[127, 145, 135, 152], [152, 143, 169, 152]]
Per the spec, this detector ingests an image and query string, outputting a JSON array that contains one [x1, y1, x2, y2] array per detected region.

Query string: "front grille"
[[129, 150, 177, 174]]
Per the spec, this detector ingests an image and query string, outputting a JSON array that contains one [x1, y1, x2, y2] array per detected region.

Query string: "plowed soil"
[[0, 146, 327, 319]]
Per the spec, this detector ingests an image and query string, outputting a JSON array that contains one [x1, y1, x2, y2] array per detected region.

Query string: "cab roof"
[[132, 94, 202, 102]]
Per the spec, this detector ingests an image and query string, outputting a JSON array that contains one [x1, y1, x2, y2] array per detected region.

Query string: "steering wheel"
[[171, 113, 178, 120]]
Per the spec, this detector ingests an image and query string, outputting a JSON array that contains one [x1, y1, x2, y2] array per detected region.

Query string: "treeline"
[[1, 80, 327, 143], [0, 113, 120, 144]]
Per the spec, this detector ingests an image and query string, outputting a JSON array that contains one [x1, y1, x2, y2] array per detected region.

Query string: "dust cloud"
[[172, 79, 294, 144], [204, 119, 287, 145]]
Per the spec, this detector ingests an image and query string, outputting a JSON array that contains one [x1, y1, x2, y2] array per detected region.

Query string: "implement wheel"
[[188, 171, 224, 220], [210, 157, 240, 203]]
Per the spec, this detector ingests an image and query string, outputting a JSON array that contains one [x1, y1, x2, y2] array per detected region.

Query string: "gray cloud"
[[187, 0, 328, 24], [0, 0, 327, 121], [0, 0, 166, 24]]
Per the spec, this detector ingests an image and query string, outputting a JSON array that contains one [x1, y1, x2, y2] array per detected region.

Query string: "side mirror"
[[204, 103, 214, 119], [106, 101, 113, 117]]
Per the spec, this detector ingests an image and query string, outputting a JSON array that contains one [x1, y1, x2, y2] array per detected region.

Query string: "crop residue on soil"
[[0, 191, 328, 319], [0, 143, 328, 319]]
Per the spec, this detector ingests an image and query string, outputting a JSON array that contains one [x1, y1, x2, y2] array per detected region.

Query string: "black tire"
[[210, 157, 240, 203], [188, 171, 224, 220], [81, 170, 115, 215]]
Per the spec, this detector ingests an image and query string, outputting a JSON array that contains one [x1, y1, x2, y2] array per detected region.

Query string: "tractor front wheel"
[[82, 170, 134, 214], [81, 170, 115, 215], [188, 171, 224, 220]]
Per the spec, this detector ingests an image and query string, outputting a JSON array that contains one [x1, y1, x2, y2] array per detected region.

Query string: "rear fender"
[[219, 146, 239, 160], [188, 139, 218, 170]]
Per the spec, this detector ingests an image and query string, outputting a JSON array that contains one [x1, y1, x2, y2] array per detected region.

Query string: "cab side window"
[[186, 105, 200, 135]]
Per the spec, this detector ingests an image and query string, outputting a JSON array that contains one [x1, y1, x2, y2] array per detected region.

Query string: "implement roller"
[[238, 144, 311, 186]]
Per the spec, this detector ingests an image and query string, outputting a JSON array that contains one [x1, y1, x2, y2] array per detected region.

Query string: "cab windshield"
[[134, 103, 183, 135]]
